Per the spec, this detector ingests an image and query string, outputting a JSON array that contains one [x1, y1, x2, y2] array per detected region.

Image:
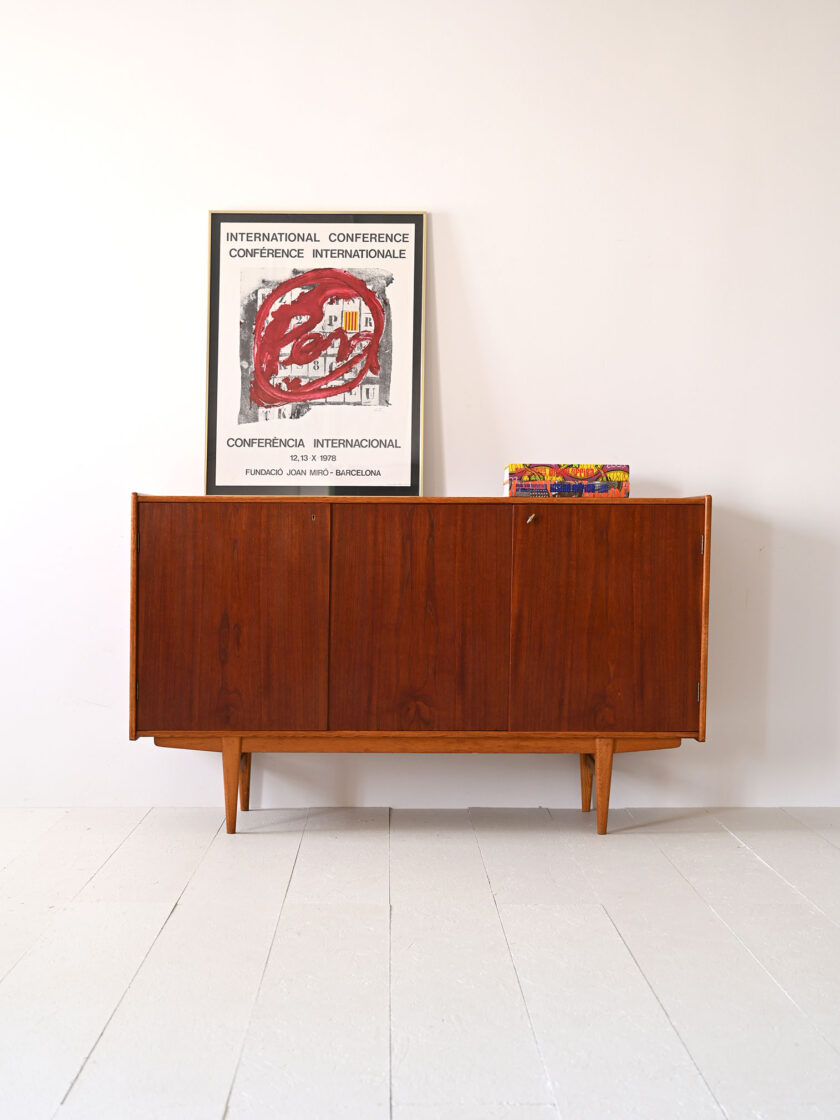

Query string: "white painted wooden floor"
[[2, 807, 840, 1119]]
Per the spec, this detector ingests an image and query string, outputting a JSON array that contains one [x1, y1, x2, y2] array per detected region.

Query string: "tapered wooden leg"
[[579, 753, 594, 812], [239, 752, 252, 812], [595, 737, 615, 835], [222, 737, 242, 834]]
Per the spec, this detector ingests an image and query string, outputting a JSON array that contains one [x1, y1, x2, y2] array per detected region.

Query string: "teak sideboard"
[[130, 495, 711, 834]]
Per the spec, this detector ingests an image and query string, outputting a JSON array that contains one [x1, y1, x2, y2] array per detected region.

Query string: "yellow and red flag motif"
[[342, 310, 360, 333]]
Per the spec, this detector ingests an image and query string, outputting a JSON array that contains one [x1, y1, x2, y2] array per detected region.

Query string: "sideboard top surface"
[[135, 494, 710, 505]]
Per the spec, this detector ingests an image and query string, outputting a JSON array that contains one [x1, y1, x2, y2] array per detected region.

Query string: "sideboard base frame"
[[153, 733, 683, 835]]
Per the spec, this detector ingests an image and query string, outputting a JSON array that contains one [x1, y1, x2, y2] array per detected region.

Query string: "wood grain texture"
[[137, 495, 708, 505], [580, 753, 594, 811], [613, 737, 681, 753], [152, 733, 683, 753], [698, 495, 712, 741], [328, 503, 512, 730], [595, 737, 615, 835], [135, 501, 330, 733], [129, 493, 138, 740], [153, 737, 223, 752], [509, 503, 705, 734], [222, 738, 242, 833], [239, 753, 252, 812]]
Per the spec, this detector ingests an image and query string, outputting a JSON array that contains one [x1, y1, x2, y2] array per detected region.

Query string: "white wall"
[[2, 0, 838, 808]]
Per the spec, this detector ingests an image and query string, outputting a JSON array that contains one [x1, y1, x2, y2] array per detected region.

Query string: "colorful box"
[[504, 464, 630, 498]]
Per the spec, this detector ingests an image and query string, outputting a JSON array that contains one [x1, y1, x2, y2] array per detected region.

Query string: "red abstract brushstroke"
[[251, 268, 385, 406]]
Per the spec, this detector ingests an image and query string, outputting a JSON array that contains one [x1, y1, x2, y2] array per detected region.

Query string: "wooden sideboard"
[[130, 495, 711, 834]]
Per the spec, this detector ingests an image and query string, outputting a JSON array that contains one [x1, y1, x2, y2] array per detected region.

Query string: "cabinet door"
[[135, 502, 329, 732], [509, 503, 704, 733], [329, 504, 512, 730]]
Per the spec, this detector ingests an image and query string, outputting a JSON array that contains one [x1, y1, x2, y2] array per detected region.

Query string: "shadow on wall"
[[625, 502, 838, 806], [703, 504, 838, 802], [251, 754, 361, 811], [252, 752, 585, 811], [625, 503, 771, 805], [693, 504, 772, 799], [419, 212, 507, 497], [419, 214, 445, 496], [761, 514, 839, 795]]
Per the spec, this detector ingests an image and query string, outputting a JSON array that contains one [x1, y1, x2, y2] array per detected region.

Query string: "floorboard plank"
[[226, 902, 390, 1119], [783, 807, 840, 849], [0, 808, 70, 873], [393, 1107, 559, 1119], [0, 808, 147, 981], [390, 810, 553, 1110], [499, 904, 723, 1119], [283, 806, 390, 905], [471, 809, 721, 1117], [569, 809, 840, 1117], [226, 808, 391, 1118], [469, 808, 595, 905], [56, 810, 306, 1120], [0, 809, 222, 1120], [389, 809, 503, 910], [712, 807, 840, 923], [634, 807, 840, 1054]]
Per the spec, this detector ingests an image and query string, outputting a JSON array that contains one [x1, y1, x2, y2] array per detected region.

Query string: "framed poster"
[[206, 211, 426, 495]]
